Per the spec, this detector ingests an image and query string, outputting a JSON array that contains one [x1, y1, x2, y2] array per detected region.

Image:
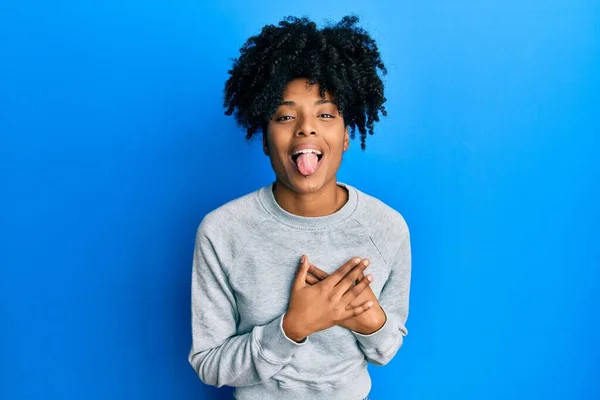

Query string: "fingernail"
[[354, 258, 361, 264], [363, 259, 370, 267], [367, 301, 374, 307], [367, 275, 373, 282]]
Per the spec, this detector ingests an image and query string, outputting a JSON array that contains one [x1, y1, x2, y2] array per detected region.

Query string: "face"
[[264, 78, 349, 194]]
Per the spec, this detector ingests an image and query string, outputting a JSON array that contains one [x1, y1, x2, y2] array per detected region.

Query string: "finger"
[[344, 272, 371, 309], [341, 300, 374, 320], [305, 273, 320, 285], [341, 273, 373, 305], [293, 255, 310, 291], [325, 257, 362, 287], [308, 264, 329, 280], [334, 259, 370, 295], [350, 271, 366, 287]]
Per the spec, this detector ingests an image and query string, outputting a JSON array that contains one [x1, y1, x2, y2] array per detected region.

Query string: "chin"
[[282, 170, 333, 194], [271, 157, 338, 194], [291, 178, 323, 193]]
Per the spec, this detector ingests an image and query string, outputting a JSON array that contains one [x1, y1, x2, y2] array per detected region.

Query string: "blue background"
[[1, 0, 599, 399]]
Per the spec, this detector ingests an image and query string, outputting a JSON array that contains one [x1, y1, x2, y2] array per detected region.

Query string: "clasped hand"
[[282, 255, 386, 342]]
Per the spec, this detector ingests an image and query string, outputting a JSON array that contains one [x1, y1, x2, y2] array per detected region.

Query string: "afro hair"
[[224, 15, 387, 150]]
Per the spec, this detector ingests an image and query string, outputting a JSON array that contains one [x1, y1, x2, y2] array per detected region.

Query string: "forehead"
[[281, 78, 333, 101]]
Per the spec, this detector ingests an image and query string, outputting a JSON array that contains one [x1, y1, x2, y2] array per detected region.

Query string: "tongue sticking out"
[[296, 153, 319, 176]]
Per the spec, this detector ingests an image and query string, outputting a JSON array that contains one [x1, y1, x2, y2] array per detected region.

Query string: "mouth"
[[290, 148, 324, 177], [291, 149, 323, 164]]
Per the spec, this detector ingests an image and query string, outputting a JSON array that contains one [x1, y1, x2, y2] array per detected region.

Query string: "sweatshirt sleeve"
[[352, 225, 411, 366], [188, 223, 307, 387]]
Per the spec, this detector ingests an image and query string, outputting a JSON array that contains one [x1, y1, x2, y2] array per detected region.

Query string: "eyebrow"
[[278, 99, 335, 106]]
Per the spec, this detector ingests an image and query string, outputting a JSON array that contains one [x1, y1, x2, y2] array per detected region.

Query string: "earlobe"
[[343, 127, 349, 151]]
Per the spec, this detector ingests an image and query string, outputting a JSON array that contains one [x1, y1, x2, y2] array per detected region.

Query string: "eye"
[[319, 114, 335, 119], [275, 115, 294, 122]]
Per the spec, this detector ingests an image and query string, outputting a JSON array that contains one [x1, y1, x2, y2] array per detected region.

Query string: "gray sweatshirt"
[[188, 182, 411, 400]]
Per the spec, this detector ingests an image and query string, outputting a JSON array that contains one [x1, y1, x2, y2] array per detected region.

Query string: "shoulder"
[[348, 184, 410, 263], [195, 186, 272, 264], [351, 185, 409, 236], [200, 187, 269, 232]]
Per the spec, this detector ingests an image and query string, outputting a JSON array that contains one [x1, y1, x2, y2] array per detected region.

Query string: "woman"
[[188, 15, 411, 400]]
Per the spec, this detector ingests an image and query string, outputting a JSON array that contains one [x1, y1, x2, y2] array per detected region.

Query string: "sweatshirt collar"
[[259, 181, 358, 230]]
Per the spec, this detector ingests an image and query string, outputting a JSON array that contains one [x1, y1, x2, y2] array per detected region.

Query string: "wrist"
[[366, 305, 387, 333], [282, 312, 308, 342], [352, 305, 386, 334]]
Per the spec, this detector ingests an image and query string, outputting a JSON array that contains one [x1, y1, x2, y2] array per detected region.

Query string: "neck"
[[273, 178, 348, 217]]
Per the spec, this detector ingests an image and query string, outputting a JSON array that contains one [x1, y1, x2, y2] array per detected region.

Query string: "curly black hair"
[[224, 15, 387, 150]]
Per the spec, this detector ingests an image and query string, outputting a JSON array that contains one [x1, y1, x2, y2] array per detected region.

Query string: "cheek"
[[325, 129, 347, 157], [265, 131, 291, 164]]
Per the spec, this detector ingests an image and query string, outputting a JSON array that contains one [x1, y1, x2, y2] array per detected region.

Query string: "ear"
[[343, 126, 349, 152], [262, 130, 270, 156]]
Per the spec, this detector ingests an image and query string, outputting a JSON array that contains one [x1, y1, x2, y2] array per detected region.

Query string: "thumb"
[[293, 255, 310, 290]]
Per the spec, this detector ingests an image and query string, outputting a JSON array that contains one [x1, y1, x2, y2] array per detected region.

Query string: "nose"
[[294, 115, 317, 137]]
